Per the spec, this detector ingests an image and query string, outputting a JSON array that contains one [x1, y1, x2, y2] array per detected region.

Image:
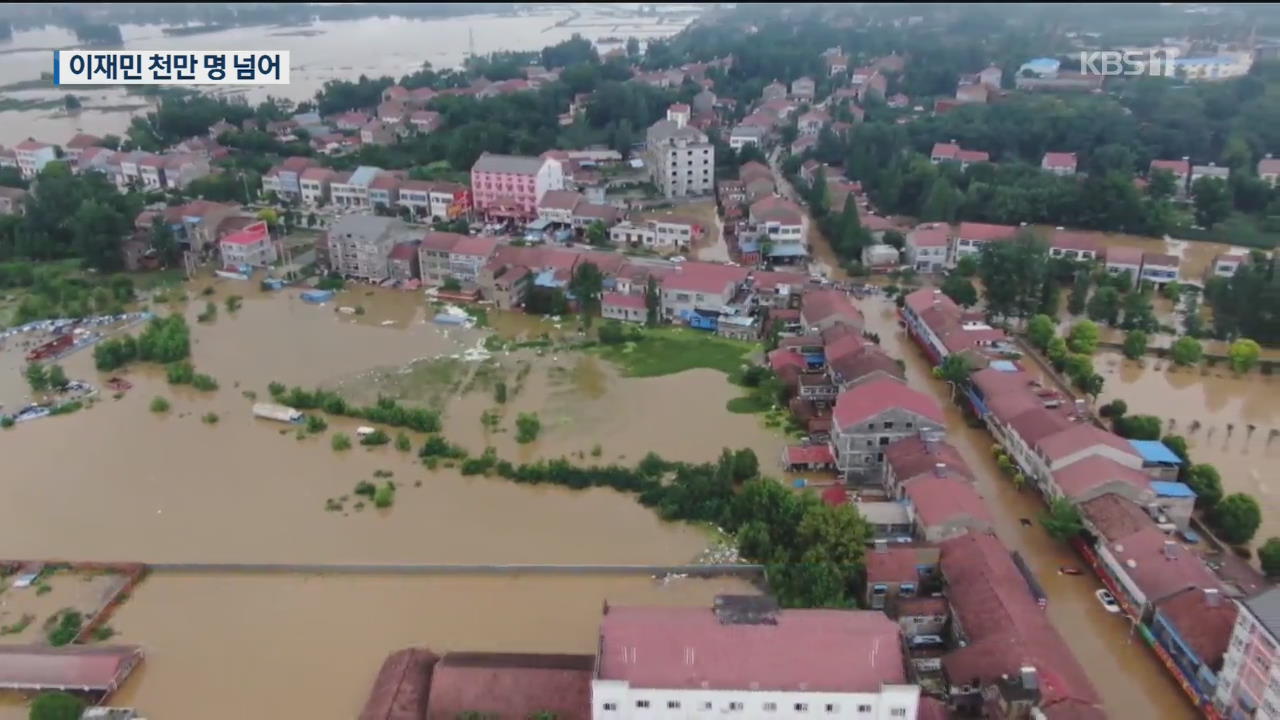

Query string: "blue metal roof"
[[767, 244, 808, 257], [1151, 481, 1196, 499], [1128, 439, 1182, 465], [989, 360, 1019, 372]]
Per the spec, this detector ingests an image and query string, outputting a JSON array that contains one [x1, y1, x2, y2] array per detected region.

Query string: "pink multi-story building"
[[470, 152, 563, 222]]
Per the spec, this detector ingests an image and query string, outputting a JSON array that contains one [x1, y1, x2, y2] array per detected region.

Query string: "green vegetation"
[[201, 412, 219, 425], [373, 482, 396, 508], [1260, 538, 1280, 578], [0, 416, 14, 429], [28, 691, 85, 720], [305, 415, 328, 434], [1112, 414, 1162, 440], [1040, 498, 1085, 542], [149, 396, 170, 413], [1067, 320, 1100, 355], [1026, 314, 1056, 350], [197, 301, 217, 323], [1211, 493, 1263, 546], [268, 385, 442, 433], [1186, 464, 1225, 509], [226, 295, 243, 313], [359, 428, 391, 446], [1122, 330, 1148, 360], [191, 373, 218, 391], [419, 435, 468, 460], [354, 481, 376, 499], [0, 613, 33, 635], [94, 315, 192, 371], [166, 360, 195, 384], [1170, 336, 1204, 366], [91, 625, 116, 641], [1228, 338, 1262, 373], [592, 327, 755, 377], [515, 413, 542, 444], [728, 365, 785, 414], [331, 433, 352, 451], [494, 381, 508, 404], [395, 432, 412, 452], [46, 610, 83, 646]]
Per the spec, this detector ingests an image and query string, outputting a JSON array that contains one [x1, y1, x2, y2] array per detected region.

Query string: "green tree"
[[1122, 330, 1148, 360], [331, 433, 352, 451], [954, 255, 978, 278], [45, 364, 69, 390], [569, 261, 604, 329], [732, 448, 760, 482], [1040, 498, 1084, 542], [1120, 289, 1157, 331], [978, 232, 1049, 322], [932, 353, 973, 388], [515, 412, 541, 443], [1170, 336, 1203, 366], [940, 272, 978, 308], [1191, 176, 1231, 228], [1259, 538, 1280, 578], [1067, 320, 1100, 355], [1046, 335, 1068, 368], [1067, 270, 1091, 315], [1211, 493, 1262, 546], [29, 691, 85, 720], [1228, 338, 1262, 373], [1027, 314, 1056, 350], [644, 275, 660, 327], [151, 216, 180, 267], [1086, 286, 1121, 325], [1113, 414, 1162, 440], [24, 363, 49, 392], [585, 220, 609, 247], [1186, 464, 1224, 509], [919, 177, 959, 222]]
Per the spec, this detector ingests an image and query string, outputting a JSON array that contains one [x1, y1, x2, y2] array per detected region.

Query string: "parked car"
[[1095, 589, 1121, 613], [1059, 567, 1083, 576], [909, 634, 945, 648]]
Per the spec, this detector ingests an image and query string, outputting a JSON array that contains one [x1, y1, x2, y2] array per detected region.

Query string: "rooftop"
[[956, 221, 1019, 242], [0, 645, 143, 692], [1128, 439, 1183, 465], [1243, 586, 1280, 644], [662, 261, 748, 295], [833, 376, 943, 430], [1035, 423, 1140, 464], [1079, 494, 1154, 543], [1155, 588, 1237, 671], [425, 652, 593, 720], [866, 544, 938, 584], [885, 434, 972, 483], [1105, 245, 1144, 265], [1106, 527, 1221, 604], [598, 603, 906, 692], [801, 289, 862, 328], [1051, 455, 1151, 501], [904, 474, 991, 529], [472, 152, 546, 175]]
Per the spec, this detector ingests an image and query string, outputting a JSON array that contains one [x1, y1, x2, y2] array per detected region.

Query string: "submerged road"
[[143, 563, 765, 576]]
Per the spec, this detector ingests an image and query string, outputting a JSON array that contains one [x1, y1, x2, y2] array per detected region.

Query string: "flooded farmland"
[[1096, 350, 1280, 540], [0, 278, 780, 717]]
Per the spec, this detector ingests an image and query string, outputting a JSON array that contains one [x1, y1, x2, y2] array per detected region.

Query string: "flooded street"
[[1097, 350, 1280, 539], [0, 277, 779, 717], [860, 288, 1198, 718], [0, 5, 698, 143]]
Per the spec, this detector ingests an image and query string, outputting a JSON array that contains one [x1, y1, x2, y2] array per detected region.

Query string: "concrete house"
[[1028, 423, 1144, 491], [602, 292, 647, 323], [1104, 246, 1144, 287], [800, 289, 863, 334], [1208, 253, 1247, 279], [1049, 229, 1101, 262], [1213, 586, 1280, 718], [0, 186, 27, 216], [865, 544, 941, 612], [790, 76, 815, 101], [327, 215, 404, 281], [1149, 159, 1191, 197], [929, 143, 989, 170], [417, 231, 466, 286], [949, 221, 1017, 264], [831, 377, 945, 482], [1141, 252, 1180, 286], [14, 139, 56, 179], [905, 224, 949, 272], [471, 153, 563, 222], [1041, 152, 1078, 176], [659, 262, 748, 324], [387, 240, 421, 283], [646, 105, 714, 199], [1259, 155, 1280, 187]]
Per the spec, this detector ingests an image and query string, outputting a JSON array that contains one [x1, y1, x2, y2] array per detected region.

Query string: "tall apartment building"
[[646, 105, 714, 199], [326, 215, 404, 281]]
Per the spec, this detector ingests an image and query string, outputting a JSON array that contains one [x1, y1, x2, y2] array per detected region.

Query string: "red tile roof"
[[833, 377, 943, 430], [0, 645, 143, 692], [904, 287, 957, 316], [801, 289, 863, 329], [1052, 455, 1150, 501], [750, 195, 804, 225], [1079, 494, 1154, 542], [15, 139, 52, 152], [1150, 159, 1190, 176], [751, 270, 808, 292], [931, 142, 958, 159], [602, 292, 646, 311], [957, 149, 990, 163], [1155, 588, 1237, 671], [787, 444, 834, 466], [908, 224, 949, 247], [424, 652, 593, 720], [419, 231, 467, 253], [1104, 527, 1222, 604], [1035, 423, 1140, 464], [359, 648, 437, 720], [866, 545, 932, 584], [940, 532, 1100, 707], [1105, 245, 1143, 265], [1142, 252, 1180, 267], [819, 484, 849, 506], [1259, 158, 1280, 175], [388, 242, 419, 262], [1043, 152, 1078, 170], [956, 221, 1018, 242], [538, 189, 583, 212], [905, 474, 992, 529], [300, 166, 336, 182], [885, 435, 972, 483], [662, 261, 748, 295], [220, 221, 269, 246], [451, 235, 500, 258], [598, 604, 905, 692], [1051, 229, 1101, 253], [65, 133, 101, 149], [1006, 407, 1075, 447], [830, 346, 904, 386]]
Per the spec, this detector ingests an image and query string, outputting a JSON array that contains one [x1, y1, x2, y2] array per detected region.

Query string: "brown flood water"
[[860, 291, 1197, 718], [0, 278, 785, 717], [1097, 350, 1280, 539]]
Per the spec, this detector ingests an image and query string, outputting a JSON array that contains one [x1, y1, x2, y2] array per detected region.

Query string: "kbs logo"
[[1079, 50, 1179, 77]]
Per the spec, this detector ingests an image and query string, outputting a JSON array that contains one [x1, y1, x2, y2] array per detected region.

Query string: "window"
[[826, 704, 839, 713], [636, 700, 649, 709], [764, 703, 777, 712], [728, 702, 744, 711], [901, 583, 917, 597], [603, 703, 617, 711], [890, 710, 907, 718], [883, 421, 894, 430], [701, 702, 712, 711], [795, 704, 809, 712], [667, 701, 681, 709]]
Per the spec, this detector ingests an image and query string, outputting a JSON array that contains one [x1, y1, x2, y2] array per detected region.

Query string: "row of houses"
[[901, 220, 1249, 285], [0, 133, 215, 192], [260, 157, 471, 220], [899, 285, 1257, 715], [758, 284, 1106, 717]]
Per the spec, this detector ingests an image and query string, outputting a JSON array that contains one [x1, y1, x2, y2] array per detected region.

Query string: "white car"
[[1095, 588, 1121, 613]]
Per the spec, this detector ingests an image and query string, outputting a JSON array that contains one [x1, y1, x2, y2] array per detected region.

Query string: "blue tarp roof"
[[1151, 481, 1196, 499], [533, 269, 566, 288], [1128, 439, 1182, 465], [527, 218, 553, 231], [989, 360, 1019, 372]]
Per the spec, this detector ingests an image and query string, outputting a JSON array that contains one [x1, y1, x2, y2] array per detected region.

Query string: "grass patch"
[[592, 327, 756, 377], [150, 396, 171, 413], [726, 394, 772, 414]]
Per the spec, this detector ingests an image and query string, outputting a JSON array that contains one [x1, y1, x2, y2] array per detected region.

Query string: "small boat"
[[252, 403, 304, 423], [1059, 567, 1083, 576], [355, 426, 376, 437]]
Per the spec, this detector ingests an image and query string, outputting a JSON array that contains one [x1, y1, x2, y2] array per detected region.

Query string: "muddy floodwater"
[[0, 279, 781, 717], [1097, 350, 1280, 539]]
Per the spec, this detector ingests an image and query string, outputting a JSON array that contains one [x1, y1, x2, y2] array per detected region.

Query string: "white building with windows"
[[592, 597, 920, 720], [646, 105, 714, 199]]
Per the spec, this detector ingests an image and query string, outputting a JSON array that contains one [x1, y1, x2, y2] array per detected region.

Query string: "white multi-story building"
[[299, 167, 336, 206], [219, 221, 278, 269], [592, 598, 920, 720], [326, 215, 403, 281], [1215, 587, 1280, 719], [646, 105, 714, 199], [329, 166, 383, 209], [14, 140, 56, 179]]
